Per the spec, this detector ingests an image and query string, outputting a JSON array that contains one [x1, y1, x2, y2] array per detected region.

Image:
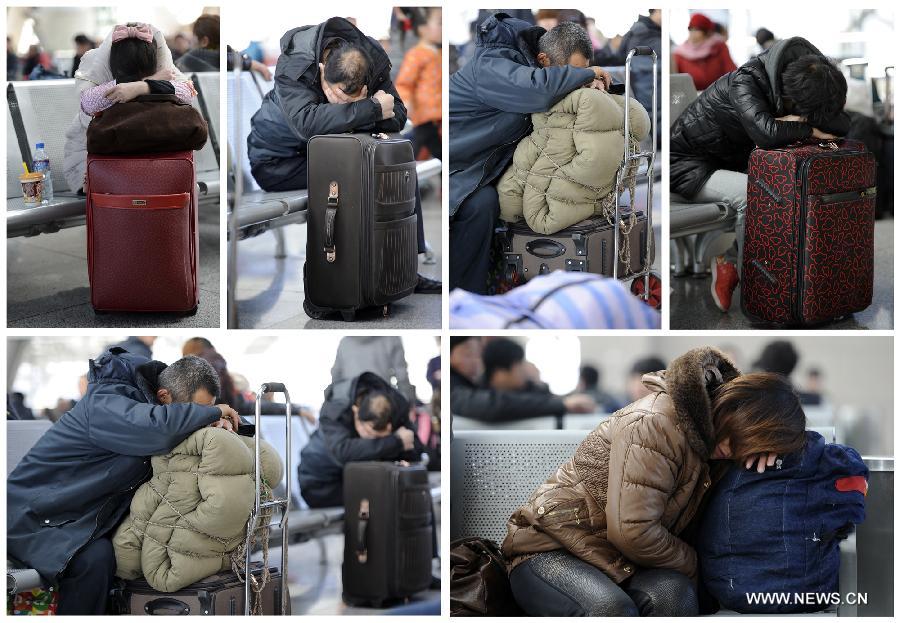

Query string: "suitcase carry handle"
[[356, 498, 370, 563], [144, 597, 191, 615], [246, 382, 292, 615], [324, 181, 339, 262]]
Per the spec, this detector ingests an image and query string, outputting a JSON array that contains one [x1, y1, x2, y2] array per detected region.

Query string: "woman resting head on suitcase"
[[501, 347, 807, 617], [63, 22, 196, 193]]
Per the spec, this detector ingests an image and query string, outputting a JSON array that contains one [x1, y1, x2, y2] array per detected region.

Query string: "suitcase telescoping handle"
[[356, 498, 370, 563], [245, 382, 291, 615], [324, 181, 339, 263]]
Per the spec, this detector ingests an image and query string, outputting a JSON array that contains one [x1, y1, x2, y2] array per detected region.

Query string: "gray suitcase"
[[502, 211, 651, 283], [111, 566, 289, 615]]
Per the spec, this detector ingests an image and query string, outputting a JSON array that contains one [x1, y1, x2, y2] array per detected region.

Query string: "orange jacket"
[[396, 42, 441, 126]]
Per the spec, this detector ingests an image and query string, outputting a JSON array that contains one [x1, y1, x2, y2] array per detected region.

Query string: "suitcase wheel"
[[303, 299, 328, 320], [631, 273, 662, 310], [185, 305, 198, 316], [93, 307, 109, 315], [341, 310, 357, 322], [505, 265, 523, 288]]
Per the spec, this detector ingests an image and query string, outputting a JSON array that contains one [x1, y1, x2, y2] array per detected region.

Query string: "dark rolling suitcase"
[[342, 462, 433, 607], [303, 133, 419, 321], [501, 212, 651, 283], [86, 151, 198, 314], [742, 139, 876, 325], [111, 567, 289, 616]]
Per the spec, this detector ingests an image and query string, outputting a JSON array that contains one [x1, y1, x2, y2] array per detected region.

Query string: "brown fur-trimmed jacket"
[[502, 347, 740, 583]]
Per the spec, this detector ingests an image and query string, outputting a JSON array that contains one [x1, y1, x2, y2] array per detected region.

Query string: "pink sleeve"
[[80, 80, 117, 115], [173, 80, 196, 104]]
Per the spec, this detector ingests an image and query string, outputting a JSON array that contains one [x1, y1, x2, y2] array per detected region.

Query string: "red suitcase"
[[742, 139, 876, 325], [86, 151, 199, 314]]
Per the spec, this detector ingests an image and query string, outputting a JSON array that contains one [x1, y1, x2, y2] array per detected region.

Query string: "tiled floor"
[[7, 204, 220, 328], [670, 218, 894, 330], [234, 181, 442, 329]]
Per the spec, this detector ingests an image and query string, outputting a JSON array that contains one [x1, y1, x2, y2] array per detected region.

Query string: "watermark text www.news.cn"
[[745, 593, 869, 607]]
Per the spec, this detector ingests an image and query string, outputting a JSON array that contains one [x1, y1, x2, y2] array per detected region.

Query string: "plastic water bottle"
[[33, 142, 54, 203]]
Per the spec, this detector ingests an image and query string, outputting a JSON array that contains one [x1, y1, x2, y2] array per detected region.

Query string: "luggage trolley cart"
[[618, 46, 659, 308], [245, 382, 292, 615]]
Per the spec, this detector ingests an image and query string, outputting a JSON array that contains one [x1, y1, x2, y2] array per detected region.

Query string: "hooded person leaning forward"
[[6, 349, 240, 616], [502, 347, 807, 616]]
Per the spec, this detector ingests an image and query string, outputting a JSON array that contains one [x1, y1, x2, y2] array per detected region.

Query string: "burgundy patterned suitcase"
[[741, 139, 876, 325]]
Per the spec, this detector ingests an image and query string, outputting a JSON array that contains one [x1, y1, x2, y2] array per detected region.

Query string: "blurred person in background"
[[626, 356, 666, 402], [71, 34, 95, 76], [7, 392, 35, 421], [450, 337, 595, 423], [331, 336, 414, 402], [7, 36, 19, 81], [671, 37, 848, 313], [755, 27, 777, 53], [483, 338, 548, 392], [751, 340, 820, 406], [426, 337, 441, 391], [576, 364, 622, 412], [176, 13, 220, 72], [396, 7, 443, 160], [672, 12, 735, 91], [22, 44, 51, 79], [803, 368, 824, 406], [169, 32, 190, 61]]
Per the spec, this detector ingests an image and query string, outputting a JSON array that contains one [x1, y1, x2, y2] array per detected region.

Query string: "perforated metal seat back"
[[6, 420, 53, 475], [7, 105, 24, 199], [670, 73, 698, 127], [451, 430, 587, 543], [11, 80, 80, 192], [226, 71, 273, 192]]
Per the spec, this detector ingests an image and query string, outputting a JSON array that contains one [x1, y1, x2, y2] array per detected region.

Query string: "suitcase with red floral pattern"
[[741, 139, 876, 325]]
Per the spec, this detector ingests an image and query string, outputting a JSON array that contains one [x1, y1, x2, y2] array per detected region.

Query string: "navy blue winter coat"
[[6, 348, 222, 584], [448, 13, 596, 217], [297, 372, 421, 508], [698, 431, 867, 614]]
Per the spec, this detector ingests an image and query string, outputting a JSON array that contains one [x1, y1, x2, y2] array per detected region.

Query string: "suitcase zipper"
[[795, 154, 873, 322], [816, 187, 877, 204]]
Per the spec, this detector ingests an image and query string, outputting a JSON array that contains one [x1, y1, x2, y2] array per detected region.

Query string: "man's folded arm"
[[276, 74, 381, 141], [450, 384, 566, 422]]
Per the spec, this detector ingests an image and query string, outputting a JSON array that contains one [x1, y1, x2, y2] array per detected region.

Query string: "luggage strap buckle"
[[324, 181, 339, 263], [357, 499, 370, 563]]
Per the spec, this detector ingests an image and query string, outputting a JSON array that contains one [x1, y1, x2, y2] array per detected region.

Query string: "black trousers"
[[509, 550, 698, 617], [449, 184, 498, 294], [412, 121, 441, 161], [56, 537, 116, 615], [251, 155, 427, 253]]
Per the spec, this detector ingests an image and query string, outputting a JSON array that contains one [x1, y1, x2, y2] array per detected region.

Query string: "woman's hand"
[[745, 452, 778, 473], [250, 60, 272, 81], [589, 66, 611, 91], [776, 114, 805, 122], [104, 81, 150, 104], [811, 127, 839, 140], [148, 67, 178, 81]]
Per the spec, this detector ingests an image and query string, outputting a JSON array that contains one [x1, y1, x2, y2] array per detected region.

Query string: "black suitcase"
[[342, 462, 433, 607], [110, 566, 289, 615], [303, 133, 419, 321]]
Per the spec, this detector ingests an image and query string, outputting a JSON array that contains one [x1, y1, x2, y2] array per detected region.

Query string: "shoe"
[[415, 274, 442, 294], [710, 256, 739, 312]]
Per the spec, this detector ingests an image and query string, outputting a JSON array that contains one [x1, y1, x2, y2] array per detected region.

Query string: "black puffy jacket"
[[247, 18, 406, 167], [670, 37, 850, 198], [449, 368, 566, 422], [297, 372, 421, 508], [6, 349, 222, 584]]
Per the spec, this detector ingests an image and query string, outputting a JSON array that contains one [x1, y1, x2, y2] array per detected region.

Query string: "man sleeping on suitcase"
[[6, 349, 241, 615], [669, 36, 850, 314], [247, 16, 440, 293], [298, 371, 425, 508]]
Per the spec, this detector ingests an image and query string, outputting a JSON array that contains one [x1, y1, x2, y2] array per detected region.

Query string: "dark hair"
[[74, 34, 93, 46], [755, 27, 775, 47], [781, 54, 847, 127], [183, 337, 215, 356], [482, 338, 525, 381], [538, 21, 593, 65], [197, 348, 236, 409], [450, 336, 474, 351], [323, 39, 371, 95], [356, 389, 394, 431], [193, 14, 220, 50], [109, 36, 157, 82], [754, 340, 799, 376], [580, 365, 599, 389], [158, 355, 221, 403], [630, 356, 665, 376], [411, 7, 439, 32], [712, 372, 806, 462]]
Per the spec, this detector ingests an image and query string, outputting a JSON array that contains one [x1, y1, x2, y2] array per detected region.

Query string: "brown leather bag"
[[450, 537, 522, 616], [86, 94, 208, 155]]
